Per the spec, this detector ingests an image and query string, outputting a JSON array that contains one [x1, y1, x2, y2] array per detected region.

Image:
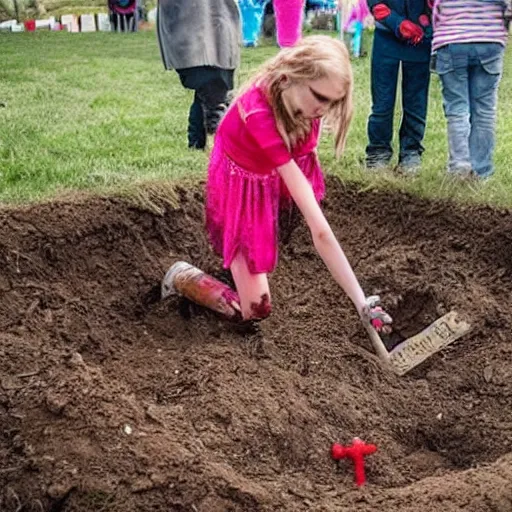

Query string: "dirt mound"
[[1, 178, 512, 512]]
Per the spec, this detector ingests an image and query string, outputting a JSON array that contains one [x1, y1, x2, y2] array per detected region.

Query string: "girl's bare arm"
[[278, 159, 367, 314]]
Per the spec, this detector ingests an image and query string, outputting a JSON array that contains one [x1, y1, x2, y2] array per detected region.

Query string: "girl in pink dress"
[[205, 35, 391, 331]]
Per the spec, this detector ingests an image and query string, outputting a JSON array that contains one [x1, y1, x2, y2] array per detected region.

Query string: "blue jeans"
[[366, 32, 431, 167], [435, 43, 504, 178]]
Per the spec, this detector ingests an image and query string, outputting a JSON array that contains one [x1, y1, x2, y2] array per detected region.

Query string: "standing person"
[[365, 0, 433, 171], [273, 0, 304, 47], [239, 0, 268, 47], [157, 0, 241, 150], [432, 0, 509, 179], [164, 36, 392, 333]]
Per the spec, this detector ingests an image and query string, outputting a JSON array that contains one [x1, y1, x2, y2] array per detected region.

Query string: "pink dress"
[[205, 85, 325, 274]]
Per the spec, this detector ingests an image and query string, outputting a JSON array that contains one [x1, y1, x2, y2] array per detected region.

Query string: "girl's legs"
[[436, 45, 472, 175], [230, 251, 272, 321], [399, 58, 430, 170], [468, 43, 504, 179]]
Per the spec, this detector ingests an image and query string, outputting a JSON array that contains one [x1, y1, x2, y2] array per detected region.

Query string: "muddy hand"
[[361, 295, 392, 334]]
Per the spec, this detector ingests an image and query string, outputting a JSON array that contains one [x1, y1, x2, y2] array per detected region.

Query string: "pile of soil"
[[1, 177, 512, 512]]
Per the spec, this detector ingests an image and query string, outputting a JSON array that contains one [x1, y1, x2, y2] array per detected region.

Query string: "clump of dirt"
[[1, 177, 512, 512]]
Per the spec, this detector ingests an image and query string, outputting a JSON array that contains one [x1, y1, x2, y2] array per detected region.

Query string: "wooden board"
[[389, 311, 471, 376]]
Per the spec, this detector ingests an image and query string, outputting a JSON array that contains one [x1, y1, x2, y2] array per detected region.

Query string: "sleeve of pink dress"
[[244, 111, 293, 168]]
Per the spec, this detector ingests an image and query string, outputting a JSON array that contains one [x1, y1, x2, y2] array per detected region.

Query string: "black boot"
[[187, 93, 207, 149], [196, 80, 231, 135]]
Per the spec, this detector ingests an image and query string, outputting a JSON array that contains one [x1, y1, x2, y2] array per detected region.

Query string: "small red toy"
[[331, 437, 377, 487]]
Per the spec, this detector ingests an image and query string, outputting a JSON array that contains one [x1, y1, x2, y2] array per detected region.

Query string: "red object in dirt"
[[331, 438, 377, 487], [162, 261, 242, 321], [24, 19, 36, 31]]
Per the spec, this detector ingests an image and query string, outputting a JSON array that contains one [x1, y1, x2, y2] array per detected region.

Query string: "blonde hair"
[[237, 35, 354, 158]]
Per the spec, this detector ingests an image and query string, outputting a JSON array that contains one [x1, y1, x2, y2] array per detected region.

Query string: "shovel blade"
[[388, 311, 471, 376]]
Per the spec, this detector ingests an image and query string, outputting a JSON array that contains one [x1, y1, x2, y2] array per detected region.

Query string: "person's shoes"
[[365, 159, 390, 171], [475, 172, 493, 182], [472, 168, 494, 182], [448, 163, 472, 175], [447, 164, 476, 182], [397, 154, 421, 175], [188, 141, 206, 150], [448, 171, 492, 184], [395, 163, 421, 175]]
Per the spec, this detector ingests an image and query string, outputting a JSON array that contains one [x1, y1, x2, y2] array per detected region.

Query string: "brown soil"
[[1, 177, 512, 512]]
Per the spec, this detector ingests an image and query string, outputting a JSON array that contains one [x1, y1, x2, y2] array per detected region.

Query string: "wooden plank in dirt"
[[389, 311, 471, 376]]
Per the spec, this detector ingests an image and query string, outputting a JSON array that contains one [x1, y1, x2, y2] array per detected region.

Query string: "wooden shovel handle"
[[363, 321, 390, 362]]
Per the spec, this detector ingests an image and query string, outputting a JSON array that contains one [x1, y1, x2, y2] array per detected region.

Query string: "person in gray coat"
[[157, 0, 241, 149]]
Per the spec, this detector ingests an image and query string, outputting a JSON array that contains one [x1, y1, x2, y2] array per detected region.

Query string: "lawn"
[[0, 30, 511, 206]]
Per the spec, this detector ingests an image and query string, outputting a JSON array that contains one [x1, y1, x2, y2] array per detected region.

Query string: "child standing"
[[432, 0, 509, 179], [157, 0, 241, 150], [201, 36, 391, 331], [365, 0, 433, 171]]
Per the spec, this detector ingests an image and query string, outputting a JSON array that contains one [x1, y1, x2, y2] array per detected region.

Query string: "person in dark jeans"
[[176, 68, 235, 150], [366, 0, 433, 172], [157, 0, 241, 149]]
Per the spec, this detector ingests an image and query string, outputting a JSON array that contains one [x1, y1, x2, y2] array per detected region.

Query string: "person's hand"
[[418, 14, 433, 39], [418, 14, 430, 27], [398, 20, 424, 45], [372, 3, 391, 21], [359, 295, 393, 334]]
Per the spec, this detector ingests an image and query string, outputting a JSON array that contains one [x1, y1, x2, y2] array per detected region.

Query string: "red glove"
[[360, 296, 393, 334], [372, 3, 391, 21], [418, 14, 430, 27], [398, 20, 424, 45]]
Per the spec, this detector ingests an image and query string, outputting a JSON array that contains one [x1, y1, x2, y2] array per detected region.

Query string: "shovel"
[[364, 311, 471, 376]]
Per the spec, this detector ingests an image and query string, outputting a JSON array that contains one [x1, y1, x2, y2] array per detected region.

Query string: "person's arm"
[[367, 0, 404, 33], [277, 159, 367, 314]]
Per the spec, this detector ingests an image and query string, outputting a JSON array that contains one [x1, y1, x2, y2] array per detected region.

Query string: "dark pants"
[[177, 67, 235, 149], [366, 37, 431, 166]]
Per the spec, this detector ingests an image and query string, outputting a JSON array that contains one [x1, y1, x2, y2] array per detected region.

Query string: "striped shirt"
[[432, 0, 508, 51]]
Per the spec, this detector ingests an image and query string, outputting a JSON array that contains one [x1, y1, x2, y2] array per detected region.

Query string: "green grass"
[[0, 30, 511, 206]]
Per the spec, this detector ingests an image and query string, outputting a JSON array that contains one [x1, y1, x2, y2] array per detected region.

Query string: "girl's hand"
[[359, 295, 393, 334]]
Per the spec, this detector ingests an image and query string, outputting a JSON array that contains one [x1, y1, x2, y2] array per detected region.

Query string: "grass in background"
[[0, 30, 511, 206]]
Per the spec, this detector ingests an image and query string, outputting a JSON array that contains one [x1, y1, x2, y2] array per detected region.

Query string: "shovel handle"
[[363, 322, 390, 362]]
